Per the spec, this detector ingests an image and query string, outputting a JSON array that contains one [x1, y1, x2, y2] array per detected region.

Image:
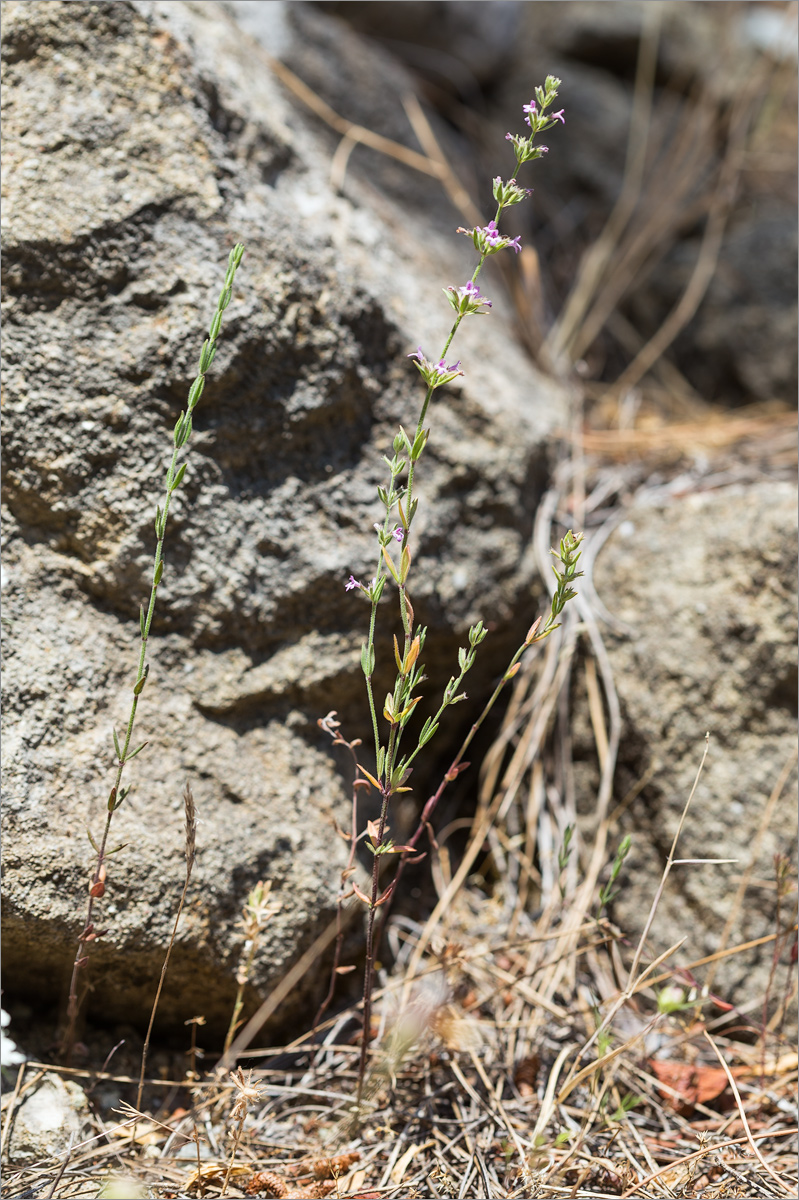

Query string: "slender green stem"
[[352, 76, 566, 1105], [401, 199, 502, 527], [364, 598, 382, 766], [61, 245, 245, 1059], [356, 787, 391, 1110], [223, 946, 255, 1060]]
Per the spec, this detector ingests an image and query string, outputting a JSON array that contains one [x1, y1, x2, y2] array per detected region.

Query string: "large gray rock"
[[1, 0, 567, 1032], [593, 481, 797, 1003], [4, 1072, 91, 1166]]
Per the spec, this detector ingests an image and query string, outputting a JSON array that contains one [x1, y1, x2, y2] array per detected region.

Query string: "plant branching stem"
[[351, 85, 565, 1099]]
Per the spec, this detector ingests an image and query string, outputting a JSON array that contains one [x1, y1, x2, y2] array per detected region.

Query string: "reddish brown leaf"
[[514, 1052, 540, 1097], [649, 1058, 747, 1115]]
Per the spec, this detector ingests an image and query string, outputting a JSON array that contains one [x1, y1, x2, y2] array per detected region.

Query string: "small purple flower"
[[408, 347, 465, 389], [481, 220, 503, 247], [458, 220, 523, 258], [551, 109, 565, 124], [446, 279, 492, 315], [345, 575, 361, 591], [506, 235, 522, 254], [493, 176, 533, 207], [392, 525, 404, 542]]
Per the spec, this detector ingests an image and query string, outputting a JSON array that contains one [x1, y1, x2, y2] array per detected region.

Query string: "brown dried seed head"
[[89, 863, 107, 897], [312, 1151, 361, 1179], [183, 783, 197, 870], [245, 1171, 289, 1197]]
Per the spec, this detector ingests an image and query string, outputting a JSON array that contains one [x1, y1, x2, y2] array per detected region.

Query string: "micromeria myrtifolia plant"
[[62, 244, 245, 1058], [334, 78, 581, 1107]]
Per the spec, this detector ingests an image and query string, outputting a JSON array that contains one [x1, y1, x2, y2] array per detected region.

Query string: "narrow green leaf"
[[153, 560, 164, 587], [420, 721, 438, 747], [86, 826, 100, 854], [139, 604, 146, 638], [361, 642, 375, 678], [410, 428, 428, 461], [171, 462, 187, 491], [187, 376, 205, 408], [178, 414, 193, 447], [381, 546, 400, 583], [105, 842, 129, 857], [125, 741, 148, 763], [112, 728, 121, 759]]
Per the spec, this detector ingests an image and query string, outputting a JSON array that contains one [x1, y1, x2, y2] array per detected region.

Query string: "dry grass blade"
[[401, 92, 482, 227], [606, 77, 755, 401], [264, 52, 447, 183], [44, 1135, 74, 1199], [0, 1063, 27, 1161], [619, 1127, 799, 1198], [703, 1029, 795, 1197], [579, 409, 798, 460], [545, 1, 661, 368], [704, 747, 798, 996]]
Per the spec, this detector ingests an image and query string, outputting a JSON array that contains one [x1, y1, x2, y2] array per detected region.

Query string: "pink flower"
[[445, 280, 492, 315], [408, 347, 464, 389]]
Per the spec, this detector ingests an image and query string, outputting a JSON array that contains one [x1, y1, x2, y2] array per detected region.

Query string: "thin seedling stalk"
[[220, 1119, 245, 1199], [222, 881, 280, 1059], [61, 245, 244, 1059], [135, 785, 197, 1116], [221, 1068, 262, 1198]]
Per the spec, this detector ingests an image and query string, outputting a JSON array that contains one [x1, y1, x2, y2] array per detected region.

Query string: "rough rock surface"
[[5, 1072, 91, 1165], [592, 481, 797, 1000], [1, 0, 567, 1032]]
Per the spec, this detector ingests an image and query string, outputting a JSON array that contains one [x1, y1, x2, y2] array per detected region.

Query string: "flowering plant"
[[334, 76, 580, 1106]]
